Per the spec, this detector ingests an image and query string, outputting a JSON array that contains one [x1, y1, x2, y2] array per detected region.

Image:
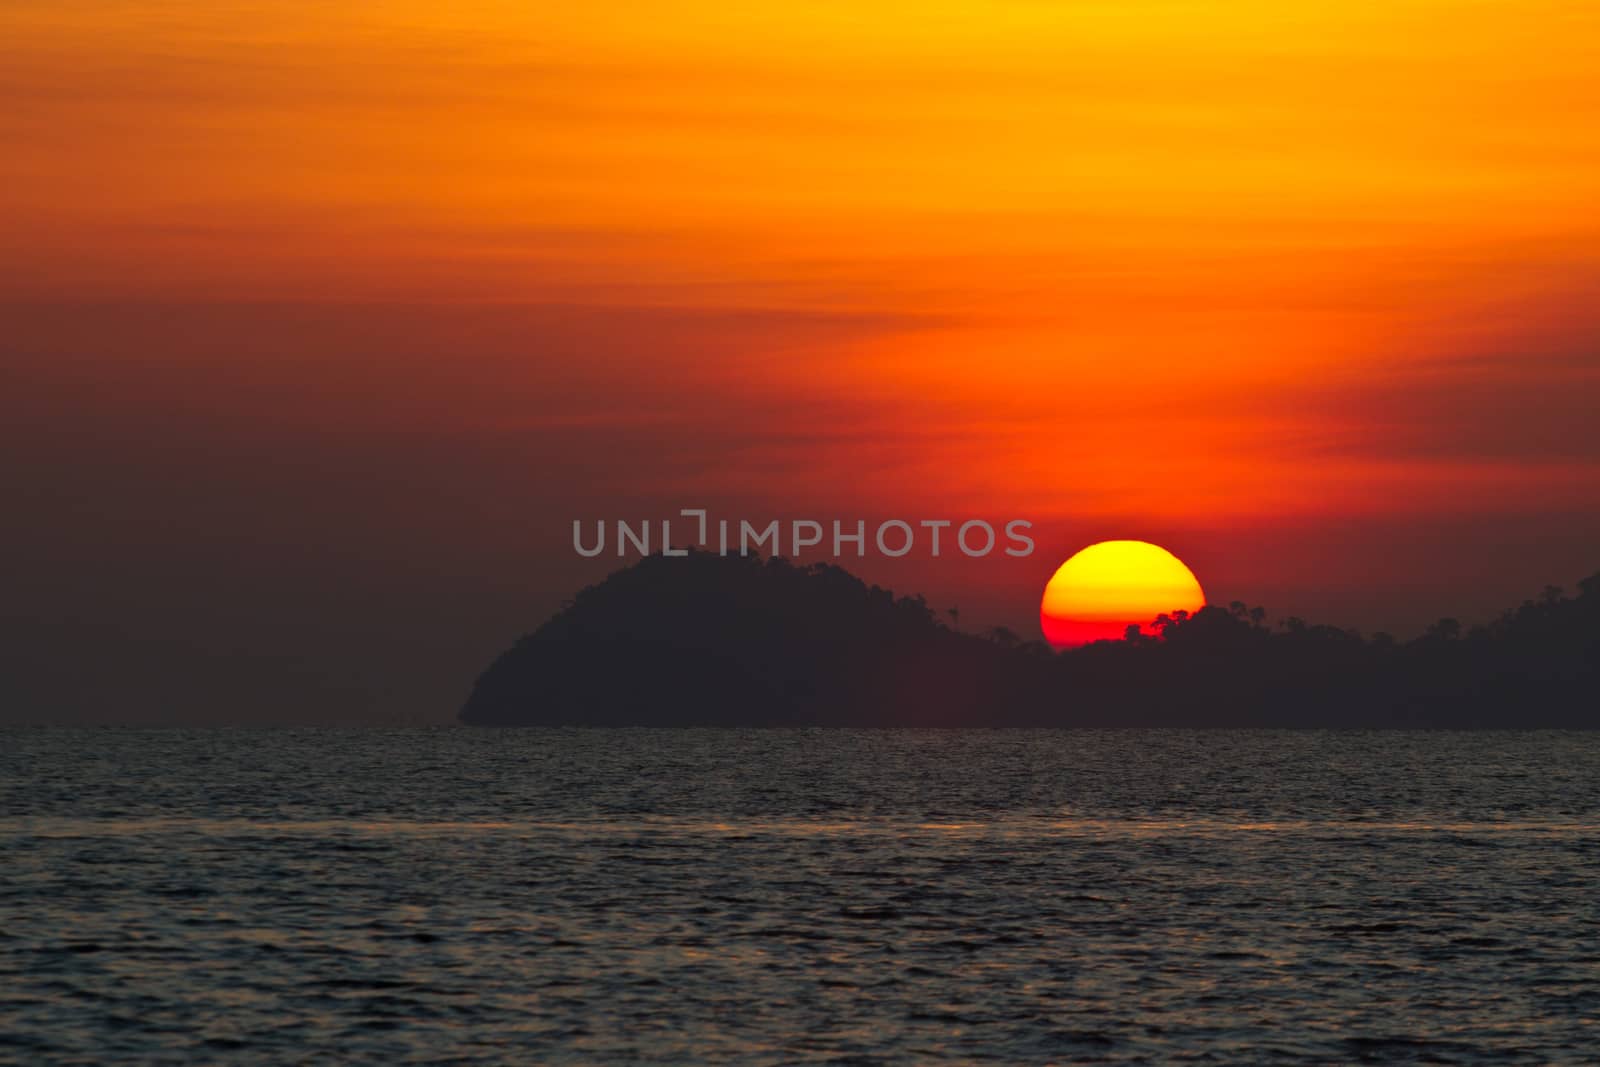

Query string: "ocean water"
[[2, 729, 1598, 1064]]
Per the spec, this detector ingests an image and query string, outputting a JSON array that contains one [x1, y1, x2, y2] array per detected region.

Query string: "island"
[[460, 551, 1599, 728]]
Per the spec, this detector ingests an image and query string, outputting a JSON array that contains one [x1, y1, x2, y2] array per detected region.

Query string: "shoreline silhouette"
[[460, 552, 1599, 728]]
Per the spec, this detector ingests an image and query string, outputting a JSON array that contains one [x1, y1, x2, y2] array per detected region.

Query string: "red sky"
[[3, 1, 1599, 721]]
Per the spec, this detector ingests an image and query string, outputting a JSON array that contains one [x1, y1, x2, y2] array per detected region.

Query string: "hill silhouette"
[[459, 552, 1600, 727]]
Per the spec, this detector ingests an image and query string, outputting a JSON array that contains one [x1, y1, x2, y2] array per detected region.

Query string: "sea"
[[2, 729, 1598, 1063]]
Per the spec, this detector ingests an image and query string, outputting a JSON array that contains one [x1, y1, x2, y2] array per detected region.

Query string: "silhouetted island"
[[460, 552, 1599, 727]]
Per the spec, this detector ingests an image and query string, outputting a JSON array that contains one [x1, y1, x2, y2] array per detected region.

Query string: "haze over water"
[[3, 729, 1598, 1063]]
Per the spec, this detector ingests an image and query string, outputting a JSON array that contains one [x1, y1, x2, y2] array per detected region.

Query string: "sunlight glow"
[[1040, 540, 1205, 648]]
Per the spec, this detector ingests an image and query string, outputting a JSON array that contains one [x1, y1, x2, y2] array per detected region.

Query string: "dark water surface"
[[3, 729, 1598, 1063]]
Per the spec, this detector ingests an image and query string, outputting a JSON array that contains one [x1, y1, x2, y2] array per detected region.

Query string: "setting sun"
[[1040, 541, 1205, 649]]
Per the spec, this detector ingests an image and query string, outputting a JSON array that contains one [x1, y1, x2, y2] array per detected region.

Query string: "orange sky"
[[3, 1, 1599, 720]]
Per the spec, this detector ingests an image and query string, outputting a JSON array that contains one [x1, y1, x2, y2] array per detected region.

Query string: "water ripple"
[[2, 728, 1598, 1063]]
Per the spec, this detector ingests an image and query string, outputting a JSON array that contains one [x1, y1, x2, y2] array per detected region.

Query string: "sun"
[[1040, 540, 1205, 649]]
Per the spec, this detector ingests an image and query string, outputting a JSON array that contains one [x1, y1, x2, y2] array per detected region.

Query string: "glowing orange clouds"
[[1040, 541, 1205, 648], [3, 0, 1599, 628]]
